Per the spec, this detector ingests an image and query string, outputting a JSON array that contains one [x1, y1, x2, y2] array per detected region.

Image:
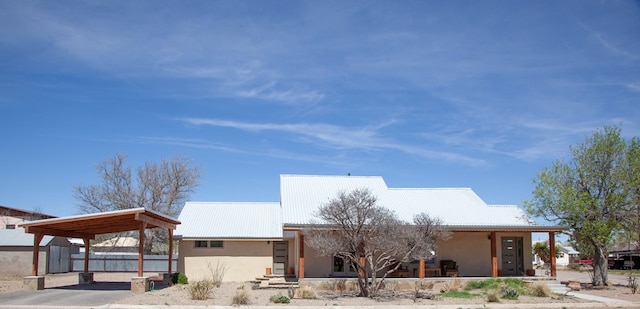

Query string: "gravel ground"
[[1, 270, 639, 307]]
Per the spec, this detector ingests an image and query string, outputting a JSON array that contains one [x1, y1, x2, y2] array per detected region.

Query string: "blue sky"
[[1, 1, 639, 219]]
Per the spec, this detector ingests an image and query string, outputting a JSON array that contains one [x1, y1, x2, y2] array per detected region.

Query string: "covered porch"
[[288, 226, 567, 280]]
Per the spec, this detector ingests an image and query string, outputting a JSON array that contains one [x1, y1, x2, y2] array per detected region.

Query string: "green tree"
[[532, 241, 561, 264], [526, 126, 640, 286]]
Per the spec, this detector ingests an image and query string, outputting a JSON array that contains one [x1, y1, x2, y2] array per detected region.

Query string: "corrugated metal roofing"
[[175, 202, 283, 239], [0, 229, 54, 246], [280, 174, 536, 227]]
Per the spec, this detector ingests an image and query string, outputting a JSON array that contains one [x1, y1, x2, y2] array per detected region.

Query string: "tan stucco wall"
[[0, 249, 47, 276], [293, 231, 534, 278], [178, 240, 273, 282]]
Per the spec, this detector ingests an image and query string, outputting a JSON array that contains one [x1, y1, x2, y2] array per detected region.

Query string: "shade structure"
[[20, 207, 180, 277]]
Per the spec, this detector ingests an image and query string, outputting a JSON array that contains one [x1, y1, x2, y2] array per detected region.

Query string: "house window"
[[194, 240, 208, 248], [5, 224, 16, 229], [194, 240, 224, 248]]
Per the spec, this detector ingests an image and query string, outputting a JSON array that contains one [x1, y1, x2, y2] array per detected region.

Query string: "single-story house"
[[176, 174, 566, 282], [0, 229, 73, 275]]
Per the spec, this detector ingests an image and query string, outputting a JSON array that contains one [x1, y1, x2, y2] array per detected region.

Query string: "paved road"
[[0, 282, 133, 307]]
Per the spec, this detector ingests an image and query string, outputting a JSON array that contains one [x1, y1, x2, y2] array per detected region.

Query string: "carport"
[[19, 207, 180, 292]]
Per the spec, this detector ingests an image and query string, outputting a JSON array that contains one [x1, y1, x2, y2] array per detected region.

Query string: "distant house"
[[176, 174, 566, 282], [0, 229, 73, 275], [93, 236, 140, 254], [0, 205, 56, 229]]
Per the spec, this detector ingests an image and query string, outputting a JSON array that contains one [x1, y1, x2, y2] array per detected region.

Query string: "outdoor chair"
[[440, 260, 459, 277]]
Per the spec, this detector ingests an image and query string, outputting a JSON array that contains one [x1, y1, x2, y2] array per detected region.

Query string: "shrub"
[[173, 272, 188, 285], [188, 280, 215, 300], [486, 290, 500, 302], [528, 283, 551, 297], [232, 287, 250, 305], [501, 286, 519, 300], [629, 274, 639, 294], [270, 292, 291, 304], [294, 285, 317, 299], [207, 261, 228, 288]]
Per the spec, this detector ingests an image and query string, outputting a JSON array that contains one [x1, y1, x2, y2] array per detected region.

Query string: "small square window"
[[194, 240, 208, 248], [5, 224, 16, 229], [210, 240, 223, 248]]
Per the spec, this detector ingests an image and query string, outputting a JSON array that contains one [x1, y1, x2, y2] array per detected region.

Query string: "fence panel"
[[71, 254, 177, 272]]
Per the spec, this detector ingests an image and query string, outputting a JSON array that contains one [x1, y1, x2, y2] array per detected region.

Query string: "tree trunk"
[[592, 245, 609, 286]]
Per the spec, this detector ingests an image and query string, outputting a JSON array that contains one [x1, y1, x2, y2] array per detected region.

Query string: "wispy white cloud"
[[178, 117, 486, 166]]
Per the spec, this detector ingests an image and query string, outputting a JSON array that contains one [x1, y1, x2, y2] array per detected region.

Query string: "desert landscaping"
[[2, 271, 640, 307]]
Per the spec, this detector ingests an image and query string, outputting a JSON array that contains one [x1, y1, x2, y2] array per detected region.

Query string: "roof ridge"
[[280, 174, 383, 179], [388, 187, 472, 191]]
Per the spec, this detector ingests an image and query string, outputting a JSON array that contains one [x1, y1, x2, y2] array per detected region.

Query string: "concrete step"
[[544, 279, 571, 294]]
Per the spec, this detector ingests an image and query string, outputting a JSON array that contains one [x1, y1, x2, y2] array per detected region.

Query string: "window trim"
[[193, 240, 224, 249]]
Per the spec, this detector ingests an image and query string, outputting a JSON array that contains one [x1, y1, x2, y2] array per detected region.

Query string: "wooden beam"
[[83, 237, 91, 273], [419, 259, 425, 279], [549, 232, 557, 277], [490, 231, 498, 277], [298, 233, 304, 279], [32, 233, 44, 276], [135, 213, 176, 230], [138, 222, 147, 277], [168, 228, 173, 274], [24, 226, 94, 239]]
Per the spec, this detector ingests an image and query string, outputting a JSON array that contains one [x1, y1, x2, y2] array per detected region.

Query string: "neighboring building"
[[0, 205, 56, 229], [93, 236, 140, 254], [0, 229, 73, 275], [176, 174, 565, 282]]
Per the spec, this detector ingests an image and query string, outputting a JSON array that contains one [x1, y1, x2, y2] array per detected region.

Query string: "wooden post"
[[419, 259, 425, 278], [138, 223, 147, 277], [298, 233, 305, 279], [167, 228, 173, 274], [83, 237, 91, 273], [490, 231, 498, 277], [32, 233, 44, 276], [549, 232, 557, 277]]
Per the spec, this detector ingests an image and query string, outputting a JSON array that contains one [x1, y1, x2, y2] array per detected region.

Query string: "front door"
[[273, 241, 288, 275], [501, 237, 524, 276]]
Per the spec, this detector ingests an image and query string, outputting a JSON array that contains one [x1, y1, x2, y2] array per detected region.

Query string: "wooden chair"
[[440, 260, 459, 277]]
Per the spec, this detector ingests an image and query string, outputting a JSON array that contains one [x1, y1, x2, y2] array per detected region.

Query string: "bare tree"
[[74, 153, 201, 254], [305, 188, 449, 297]]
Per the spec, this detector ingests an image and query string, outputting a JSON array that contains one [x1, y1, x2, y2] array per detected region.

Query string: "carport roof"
[[19, 207, 180, 239]]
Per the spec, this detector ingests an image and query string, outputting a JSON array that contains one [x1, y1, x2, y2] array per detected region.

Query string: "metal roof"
[[280, 174, 540, 228], [0, 229, 54, 246], [175, 202, 283, 239]]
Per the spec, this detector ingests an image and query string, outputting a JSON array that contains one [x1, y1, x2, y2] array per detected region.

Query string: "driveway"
[[0, 281, 133, 307]]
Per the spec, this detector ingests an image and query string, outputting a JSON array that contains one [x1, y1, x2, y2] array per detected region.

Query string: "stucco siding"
[[303, 242, 332, 278], [0, 249, 47, 276], [179, 240, 273, 282], [437, 232, 492, 276]]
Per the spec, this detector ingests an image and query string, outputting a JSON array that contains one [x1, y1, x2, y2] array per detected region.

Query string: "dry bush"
[[486, 290, 500, 302], [528, 283, 551, 297], [294, 285, 317, 299], [188, 280, 215, 300], [207, 261, 228, 288], [232, 286, 250, 305]]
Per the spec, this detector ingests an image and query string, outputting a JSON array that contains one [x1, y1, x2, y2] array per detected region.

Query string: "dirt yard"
[[3, 272, 640, 307]]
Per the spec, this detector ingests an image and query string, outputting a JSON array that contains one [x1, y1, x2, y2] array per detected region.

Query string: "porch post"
[[138, 223, 147, 277], [490, 231, 498, 277], [167, 228, 173, 274], [31, 232, 44, 276], [298, 233, 305, 279], [418, 259, 425, 279], [83, 237, 91, 273], [549, 232, 557, 277]]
